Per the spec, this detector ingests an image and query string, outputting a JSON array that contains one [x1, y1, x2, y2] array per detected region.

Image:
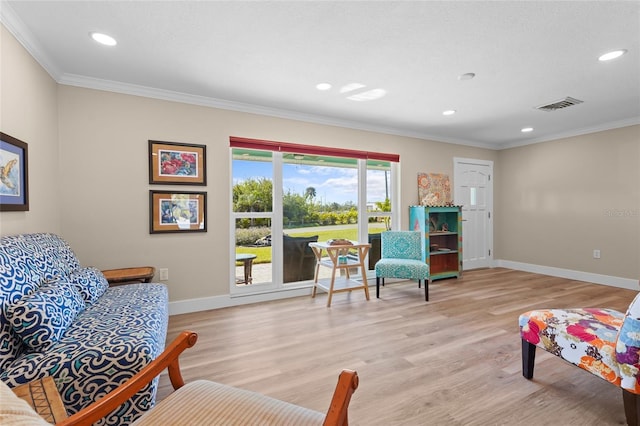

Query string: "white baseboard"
[[169, 263, 638, 316], [495, 260, 639, 291], [168, 286, 313, 316]]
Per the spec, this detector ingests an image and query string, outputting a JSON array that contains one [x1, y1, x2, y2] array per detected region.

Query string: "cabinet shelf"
[[410, 205, 462, 280], [430, 250, 458, 255]]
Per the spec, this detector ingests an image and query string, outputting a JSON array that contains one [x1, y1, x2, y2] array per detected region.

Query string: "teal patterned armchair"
[[375, 231, 430, 301]]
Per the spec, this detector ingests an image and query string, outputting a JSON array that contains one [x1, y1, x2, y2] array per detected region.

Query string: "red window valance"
[[230, 136, 399, 163]]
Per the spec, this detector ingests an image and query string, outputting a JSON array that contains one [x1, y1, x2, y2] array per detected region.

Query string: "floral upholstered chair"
[[519, 291, 640, 425], [374, 231, 430, 301]]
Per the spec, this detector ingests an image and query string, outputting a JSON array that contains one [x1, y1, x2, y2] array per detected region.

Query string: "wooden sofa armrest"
[[57, 331, 198, 426], [323, 369, 359, 426]]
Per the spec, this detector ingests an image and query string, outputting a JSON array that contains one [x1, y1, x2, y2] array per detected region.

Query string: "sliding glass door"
[[230, 139, 397, 295]]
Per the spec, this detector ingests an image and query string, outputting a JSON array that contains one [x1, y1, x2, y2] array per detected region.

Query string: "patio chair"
[[374, 231, 430, 301], [283, 234, 318, 283]]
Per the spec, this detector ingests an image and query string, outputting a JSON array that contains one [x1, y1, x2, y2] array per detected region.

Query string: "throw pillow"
[[6, 282, 85, 351], [69, 267, 109, 304]]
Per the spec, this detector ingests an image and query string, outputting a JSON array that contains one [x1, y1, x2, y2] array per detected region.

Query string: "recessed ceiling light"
[[521, 127, 534, 133], [458, 73, 476, 81], [340, 83, 366, 94], [598, 49, 627, 61], [347, 88, 387, 101], [316, 83, 332, 91], [90, 32, 117, 46], [442, 110, 456, 116]]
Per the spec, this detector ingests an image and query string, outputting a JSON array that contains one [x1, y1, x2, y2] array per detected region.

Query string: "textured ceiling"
[[2, 1, 639, 149]]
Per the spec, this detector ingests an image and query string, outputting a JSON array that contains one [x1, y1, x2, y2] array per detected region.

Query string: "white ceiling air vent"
[[536, 97, 584, 111]]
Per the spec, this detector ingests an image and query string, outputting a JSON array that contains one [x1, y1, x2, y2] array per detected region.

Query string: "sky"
[[233, 159, 389, 205]]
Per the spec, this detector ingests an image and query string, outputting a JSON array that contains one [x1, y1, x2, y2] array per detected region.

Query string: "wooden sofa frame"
[[57, 331, 358, 426]]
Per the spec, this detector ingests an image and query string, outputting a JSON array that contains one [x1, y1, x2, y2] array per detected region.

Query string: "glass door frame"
[[230, 148, 400, 297]]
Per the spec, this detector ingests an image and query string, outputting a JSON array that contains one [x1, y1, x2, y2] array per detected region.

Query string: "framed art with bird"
[[0, 132, 29, 211]]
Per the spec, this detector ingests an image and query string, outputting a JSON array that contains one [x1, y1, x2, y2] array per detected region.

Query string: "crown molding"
[[0, 1, 61, 80], [497, 117, 640, 150], [59, 72, 497, 150]]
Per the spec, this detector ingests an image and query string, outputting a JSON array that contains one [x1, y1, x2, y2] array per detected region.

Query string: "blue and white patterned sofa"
[[0, 233, 168, 425]]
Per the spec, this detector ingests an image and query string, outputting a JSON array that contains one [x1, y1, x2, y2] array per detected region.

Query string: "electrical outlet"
[[593, 249, 601, 259], [159, 268, 169, 280]]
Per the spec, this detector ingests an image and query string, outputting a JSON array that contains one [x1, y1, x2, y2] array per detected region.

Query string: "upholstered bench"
[[519, 291, 640, 425]]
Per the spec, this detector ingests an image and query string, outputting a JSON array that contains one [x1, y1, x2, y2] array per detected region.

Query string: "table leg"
[[243, 258, 254, 284], [359, 246, 370, 300], [327, 262, 337, 307]]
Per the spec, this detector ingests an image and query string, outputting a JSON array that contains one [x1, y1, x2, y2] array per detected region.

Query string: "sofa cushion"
[[6, 282, 85, 351], [1, 233, 82, 371], [131, 380, 325, 426], [69, 267, 109, 304]]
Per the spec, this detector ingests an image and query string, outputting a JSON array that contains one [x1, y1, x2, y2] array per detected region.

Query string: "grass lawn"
[[235, 225, 385, 264]]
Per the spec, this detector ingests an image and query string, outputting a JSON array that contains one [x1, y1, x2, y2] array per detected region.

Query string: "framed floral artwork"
[[149, 190, 207, 234], [417, 172, 451, 206], [149, 140, 206, 185], [0, 132, 29, 211]]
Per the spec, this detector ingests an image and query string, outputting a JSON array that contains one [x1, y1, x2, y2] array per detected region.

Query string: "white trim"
[[57, 74, 495, 148], [496, 117, 640, 149], [496, 259, 639, 291], [391, 162, 401, 229], [169, 287, 314, 315], [0, 1, 61, 79], [169, 260, 637, 315]]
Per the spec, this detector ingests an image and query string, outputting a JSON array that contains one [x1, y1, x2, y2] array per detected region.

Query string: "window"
[[230, 137, 399, 295]]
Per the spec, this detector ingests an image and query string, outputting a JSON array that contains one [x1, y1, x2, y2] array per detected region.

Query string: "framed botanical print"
[[149, 140, 206, 185], [149, 190, 207, 234]]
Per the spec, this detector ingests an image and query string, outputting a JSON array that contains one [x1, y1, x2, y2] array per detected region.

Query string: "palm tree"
[[304, 186, 316, 201]]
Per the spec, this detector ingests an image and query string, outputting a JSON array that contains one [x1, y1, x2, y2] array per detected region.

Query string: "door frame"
[[453, 157, 494, 270]]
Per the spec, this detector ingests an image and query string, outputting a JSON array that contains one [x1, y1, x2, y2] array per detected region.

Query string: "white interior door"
[[453, 158, 493, 270]]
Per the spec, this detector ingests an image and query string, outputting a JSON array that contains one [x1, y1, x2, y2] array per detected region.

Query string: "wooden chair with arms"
[[3, 330, 359, 426]]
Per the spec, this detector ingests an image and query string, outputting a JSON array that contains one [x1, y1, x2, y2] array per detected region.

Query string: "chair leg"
[[522, 339, 536, 379], [623, 389, 640, 426], [424, 279, 429, 302], [376, 277, 380, 298]]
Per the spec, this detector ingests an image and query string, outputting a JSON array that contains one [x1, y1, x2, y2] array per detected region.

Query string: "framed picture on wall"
[[149, 140, 207, 185], [149, 190, 207, 234], [0, 132, 29, 211]]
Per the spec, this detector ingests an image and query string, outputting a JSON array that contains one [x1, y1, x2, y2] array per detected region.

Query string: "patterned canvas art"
[[417, 173, 451, 206]]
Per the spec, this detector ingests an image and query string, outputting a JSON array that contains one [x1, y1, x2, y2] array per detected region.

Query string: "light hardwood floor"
[[158, 268, 638, 425]]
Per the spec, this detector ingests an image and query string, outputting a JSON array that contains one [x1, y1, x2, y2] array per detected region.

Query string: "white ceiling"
[[2, 1, 639, 149]]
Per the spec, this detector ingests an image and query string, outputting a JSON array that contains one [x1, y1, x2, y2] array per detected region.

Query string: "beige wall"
[[56, 85, 495, 302], [496, 125, 640, 280], [0, 25, 60, 235]]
